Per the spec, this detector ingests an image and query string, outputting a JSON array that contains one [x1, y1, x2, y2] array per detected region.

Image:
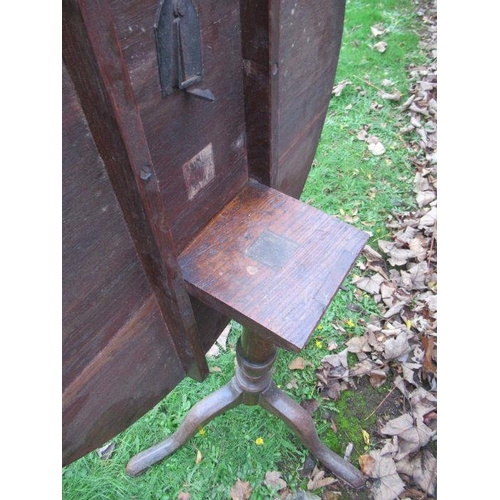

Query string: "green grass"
[[63, 1, 430, 497], [304, 0, 427, 245]]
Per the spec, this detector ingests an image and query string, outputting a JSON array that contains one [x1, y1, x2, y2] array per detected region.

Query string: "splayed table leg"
[[126, 327, 365, 489], [126, 381, 243, 477]]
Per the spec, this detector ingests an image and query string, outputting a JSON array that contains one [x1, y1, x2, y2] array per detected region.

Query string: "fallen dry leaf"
[[384, 331, 411, 361], [327, 340, 338, 351], [373, 41, 387, 53], [367, 136, 386, 156], [418, 206, 437, 229], [195, 448, 202, 464], [307, 469, 337, 491], [216, 324, 231, 351], [362, 429, 370, 445], [178, 493, 191, 500], [357, 129, 368, 141], [399, 488, 429, 499], [96, 442, 115, 460], [378, 90, 401, 101], [289, 357, 307, 370], [353, 273, 385, 294], [264, 471, 287, 491], [332, 80, 351, 97], [396, 449, 437, 496], [401, 262, 428, 291], [368, 142, 385, 155], [380, 413, 434, 460], [362, 450, 405, 500], [359, 453, 375, 476], [346, 336, 371, 354], [408, 237, 427, 262], [416, 190, 435, 208], [382, 301, 406, 319], [350, 359, 374, 378], [371, 24, 386, 37], [322, 349, 348, 369], [206, 343, 220, 358], [409, 387, 437, 422], [420, 335, 436, 376], [344, 442, 354, 461], [230, 479, 252, 500], [401, 362, 421, 386], [369, 369, 387, 388], [363, 245, 383, 260], [322, 491, 342, 500]]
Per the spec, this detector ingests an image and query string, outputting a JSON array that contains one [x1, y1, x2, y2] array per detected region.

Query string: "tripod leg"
[[126, 380, 243, 477], [260, 382, 365, 489]]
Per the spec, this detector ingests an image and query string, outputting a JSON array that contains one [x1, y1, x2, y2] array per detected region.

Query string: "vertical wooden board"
[[273, 124, 326, 198], [275, 0, 345, 197], [63, 63, 155, 389], [63, 0, 209, 381], [108, 0, 249, 254], [63, 62, 186, 464], [240, 0, 274, 186], [241, 0, 345, 199]]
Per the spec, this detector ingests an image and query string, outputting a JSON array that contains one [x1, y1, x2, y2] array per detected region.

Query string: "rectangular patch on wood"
[[246, 230, 299, 270], [183, 143, 215, 200]]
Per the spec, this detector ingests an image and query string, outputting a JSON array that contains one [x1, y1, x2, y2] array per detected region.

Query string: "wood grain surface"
[[180, 180, 368, 351]]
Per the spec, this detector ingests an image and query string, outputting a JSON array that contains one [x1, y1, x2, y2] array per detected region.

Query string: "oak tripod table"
[[62, 0, 368, 490], [126, 181, 368, 488]]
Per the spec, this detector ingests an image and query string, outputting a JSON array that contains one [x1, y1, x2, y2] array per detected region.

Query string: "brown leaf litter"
[[314, 2, 437, 498]]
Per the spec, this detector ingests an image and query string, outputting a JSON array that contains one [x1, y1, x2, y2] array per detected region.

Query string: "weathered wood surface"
[[62, 62, 186, 465], [62, 0, 347, 467], [63, 0, 209, 382], [180, 180, 368, 351], [108, 0, 249, 255], [242, 0, 346, 198], [62, 58, 231, 464]]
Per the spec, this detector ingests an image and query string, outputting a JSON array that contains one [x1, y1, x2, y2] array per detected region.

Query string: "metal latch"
[[155, 0, 215, 102]]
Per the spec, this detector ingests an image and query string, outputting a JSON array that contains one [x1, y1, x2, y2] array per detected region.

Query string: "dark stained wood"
[[274, 0, 346, 197], [62, 0, 353, 469], [179, 180, 369, 352], [62, 57, 233, 464], [62, 62, 186, 465], [108, 0, 249, 254], [63, 295, 185, 466], [62, 0, 208, 381], [241, 0, 346, 198], [240, 0, 278, 186], [63, 63, 155, 389]]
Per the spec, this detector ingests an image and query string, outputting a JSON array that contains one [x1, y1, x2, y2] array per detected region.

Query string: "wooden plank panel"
[[179, 180, 368, 351], [63, 0, 208, 381], [62, 295, 185, 466], [108, 0, 249, 254], [63, 63, 186, 464], [62, 63, 154, 389], [274, 0, 346, 197], [241, 0, 345, 198], [240, 0, 278, 187]]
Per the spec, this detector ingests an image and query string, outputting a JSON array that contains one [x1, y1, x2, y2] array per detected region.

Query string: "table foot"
[[125, 380, 242, 476], [260, 382, 365, 489]]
